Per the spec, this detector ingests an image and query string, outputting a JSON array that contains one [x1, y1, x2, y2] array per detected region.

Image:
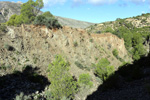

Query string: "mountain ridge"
[[0, 1, 95, 29]]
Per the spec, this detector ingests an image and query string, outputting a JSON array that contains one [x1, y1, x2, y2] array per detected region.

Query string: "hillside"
[[86, 13, 150, 33], [86, 13, 150, 61], [0, 1, 150, 100], [0, 1, 94, 29], [0, 24, 129, 100]]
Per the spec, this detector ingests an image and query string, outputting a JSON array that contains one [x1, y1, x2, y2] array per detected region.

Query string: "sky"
[[1, 0, 150, 23]]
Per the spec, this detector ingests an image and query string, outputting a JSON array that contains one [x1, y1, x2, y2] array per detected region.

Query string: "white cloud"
[[124, 0, 146, 4], [88, 0, 118, 5], [72, 0, 118, 6], [43, 0, 67, 7]]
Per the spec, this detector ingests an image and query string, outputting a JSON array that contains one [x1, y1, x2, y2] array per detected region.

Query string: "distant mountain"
[[0, 1, 95, 29], [55, 16, 95, 29]]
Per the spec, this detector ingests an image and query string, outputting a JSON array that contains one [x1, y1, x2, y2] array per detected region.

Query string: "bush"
[[34, 15, 46, 26], [89, 39, 93, 42], [95, 58, 115, 81], [78, 73, 93, 88], [0, 24, 7, 32], [112, 49, 119, 58], [34, 15, 62, 29], [48, 55, 77, 99], [73, 41, 78, 47], [75, 61, 84, 69], [6, 14, 24, 26], [45, 17, 62, 29], [6, 14, 17, 26], [15, 15, 24, 26], [104, 27, 113, 33]]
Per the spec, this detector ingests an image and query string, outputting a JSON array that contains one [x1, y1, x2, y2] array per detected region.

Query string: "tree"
[[48, 55, 77, 99], [21, 0, 36, 24], [95, 58, 114, 81], [6, 14, 17, 26], [35, 0, 44, 15], [42, 11, 53, 18], [14, 15, 23, 26], [132, 33, 146, 60], [123, 33, 132, 50], [7, 0, 44, 26]]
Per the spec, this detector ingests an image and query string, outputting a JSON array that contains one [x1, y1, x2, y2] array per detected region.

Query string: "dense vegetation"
[[6, 0, 61, 29], [88, 15, 150, 60], [34, 14, 61, 29], [7, 0, 43, 26], [110, 20, 149, 60]]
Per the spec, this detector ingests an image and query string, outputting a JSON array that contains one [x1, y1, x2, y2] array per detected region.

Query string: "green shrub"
[[104, 27, 113, 33], [112, 49, 119, 59], [78, 73, 93, 88], [6, 14, 24, 26], [73, 41, 78, 47], [34, 15, 46, 26], [34, 15, 61, 29], [0, 64, 7, 70], [6, 14, 17, 26], [14, 92, 31, 100], [7, 0, 44, 26], [45, 17, 62, 29], [75, 61, 84, 69], [48, 55, 77, 99], [89, 39, 93, 43], [14, 15, 24, 26], [0, 24, 7, 32], [95, 58, 115, 81]]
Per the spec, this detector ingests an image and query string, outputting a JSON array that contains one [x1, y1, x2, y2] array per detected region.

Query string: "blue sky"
[[2, 0, 150, 23]]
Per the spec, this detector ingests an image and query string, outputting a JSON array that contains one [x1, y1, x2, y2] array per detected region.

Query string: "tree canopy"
[[7, 0, 44, 26], [48, 55, 77, 99]]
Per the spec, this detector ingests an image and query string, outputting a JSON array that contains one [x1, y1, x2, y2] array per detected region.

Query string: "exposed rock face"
[[0, 1, 21, 22], [0, 1, 95, 29], [0, 25, 129, 100]]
